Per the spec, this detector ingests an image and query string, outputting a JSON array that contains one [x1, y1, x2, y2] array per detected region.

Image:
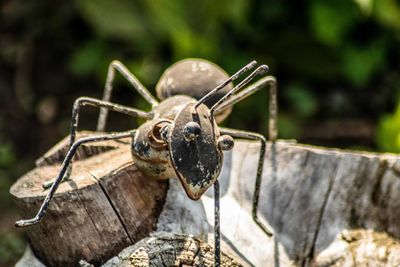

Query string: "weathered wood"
[[13, 137, 400, 266], [314, 229, 400, 266], [35, 131, 127, 166], [91, 232, 243, 267], [201, 140, 400, 266], [10, 132, 168, 267], [17, 232, 246, 267]]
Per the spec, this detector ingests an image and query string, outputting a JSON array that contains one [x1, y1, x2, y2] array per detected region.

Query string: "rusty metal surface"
[[169, 102, 222, 200], [152, 95, 195, 120], [131, 119, 175, 180], [156, 59, 233, 123], [156, 59, 233, 107]]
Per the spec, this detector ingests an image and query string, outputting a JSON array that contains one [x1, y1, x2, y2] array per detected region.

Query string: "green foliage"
[[286, 83, 317, 118], [0, 233, 25, 265], [76, 0, 147, 42], [374, 0, 400, 30], [377, 103, 400, 153], [0, 141, 17, 208], [277, 114, 301, 139], [310, 1, 358, 46], [341, 40, 386, 87], [69, 40, 107, 77], [0, 143, 16, 169]]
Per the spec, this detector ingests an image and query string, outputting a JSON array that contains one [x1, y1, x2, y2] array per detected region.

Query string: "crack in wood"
[[89, 173, 134, 244], [371, 159, 389, 206], [304, 156, 342, 266]]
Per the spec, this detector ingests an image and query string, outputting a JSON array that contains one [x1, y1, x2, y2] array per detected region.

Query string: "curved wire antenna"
[[210, 65, 269, 113], [194, 60, 257, 108], [215, 76, 278, 141]]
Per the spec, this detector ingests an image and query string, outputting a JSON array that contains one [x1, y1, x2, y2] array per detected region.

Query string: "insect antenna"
[[210, 65, 269, 114], [194, 60, 257, 108]]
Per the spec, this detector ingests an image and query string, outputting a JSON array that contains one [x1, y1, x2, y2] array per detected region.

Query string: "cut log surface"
[[89, 232, 243, 267], [10, 132, 169, 267], [12, 134, 400, 267]]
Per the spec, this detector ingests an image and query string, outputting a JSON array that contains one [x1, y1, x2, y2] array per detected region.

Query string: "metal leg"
[[219, 127, 273, 237], [214, 180, 221, 267], [97, 60, 159, 131], [215, 76, 278, 141], [70, 97, 152, 147], [42, 97, 152, 189], [16, 131, 135, 228]]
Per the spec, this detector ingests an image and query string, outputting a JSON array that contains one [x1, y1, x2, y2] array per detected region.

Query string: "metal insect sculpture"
[[15, 58, 278, 266]]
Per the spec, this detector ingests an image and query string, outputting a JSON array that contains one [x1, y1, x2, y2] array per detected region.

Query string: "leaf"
[[75, 0, 147, 42], [310, 1, 359, 46], [68, 40, 106, 76], [0, 142, 16, 168], [377, 102, 400, 152], [286, 83, 318, 118], [353, 0, 374, 15], [373, 0, 400, 30], [277, 113, 300, 139], [341, 40, 386, 87]]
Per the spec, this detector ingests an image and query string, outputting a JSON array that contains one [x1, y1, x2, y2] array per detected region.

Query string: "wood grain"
[[11, 132, 168, 267], [201, 140, 400, 266]]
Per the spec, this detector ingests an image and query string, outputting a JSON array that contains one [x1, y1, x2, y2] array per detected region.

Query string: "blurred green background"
[[1, 0, 400, 265]]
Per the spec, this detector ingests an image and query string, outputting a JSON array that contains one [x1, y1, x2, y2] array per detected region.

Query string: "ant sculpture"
[[15, 58, 278, 266]]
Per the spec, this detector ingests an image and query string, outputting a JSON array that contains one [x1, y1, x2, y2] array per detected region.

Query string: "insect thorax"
[[130, 95, 195, 180]]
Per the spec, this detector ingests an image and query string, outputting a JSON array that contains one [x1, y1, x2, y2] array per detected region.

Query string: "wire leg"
[[215, 76, 278, 141], [214, 180, 221, 267], [219, 127, 273, 237], [42, 97, 152, 189], [97, 60, 158, 131], [42, 164, 71, 189], [16, 131, 134, 228], [69, 97, 152, 147]]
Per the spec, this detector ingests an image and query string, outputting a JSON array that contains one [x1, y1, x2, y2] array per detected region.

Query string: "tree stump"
[[12, 135, 400, 266], [10, 132, 169, 267]]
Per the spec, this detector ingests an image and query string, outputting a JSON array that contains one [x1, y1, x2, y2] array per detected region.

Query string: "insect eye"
[[218, 135, 234, 151], [183, 121, 201, 141]]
